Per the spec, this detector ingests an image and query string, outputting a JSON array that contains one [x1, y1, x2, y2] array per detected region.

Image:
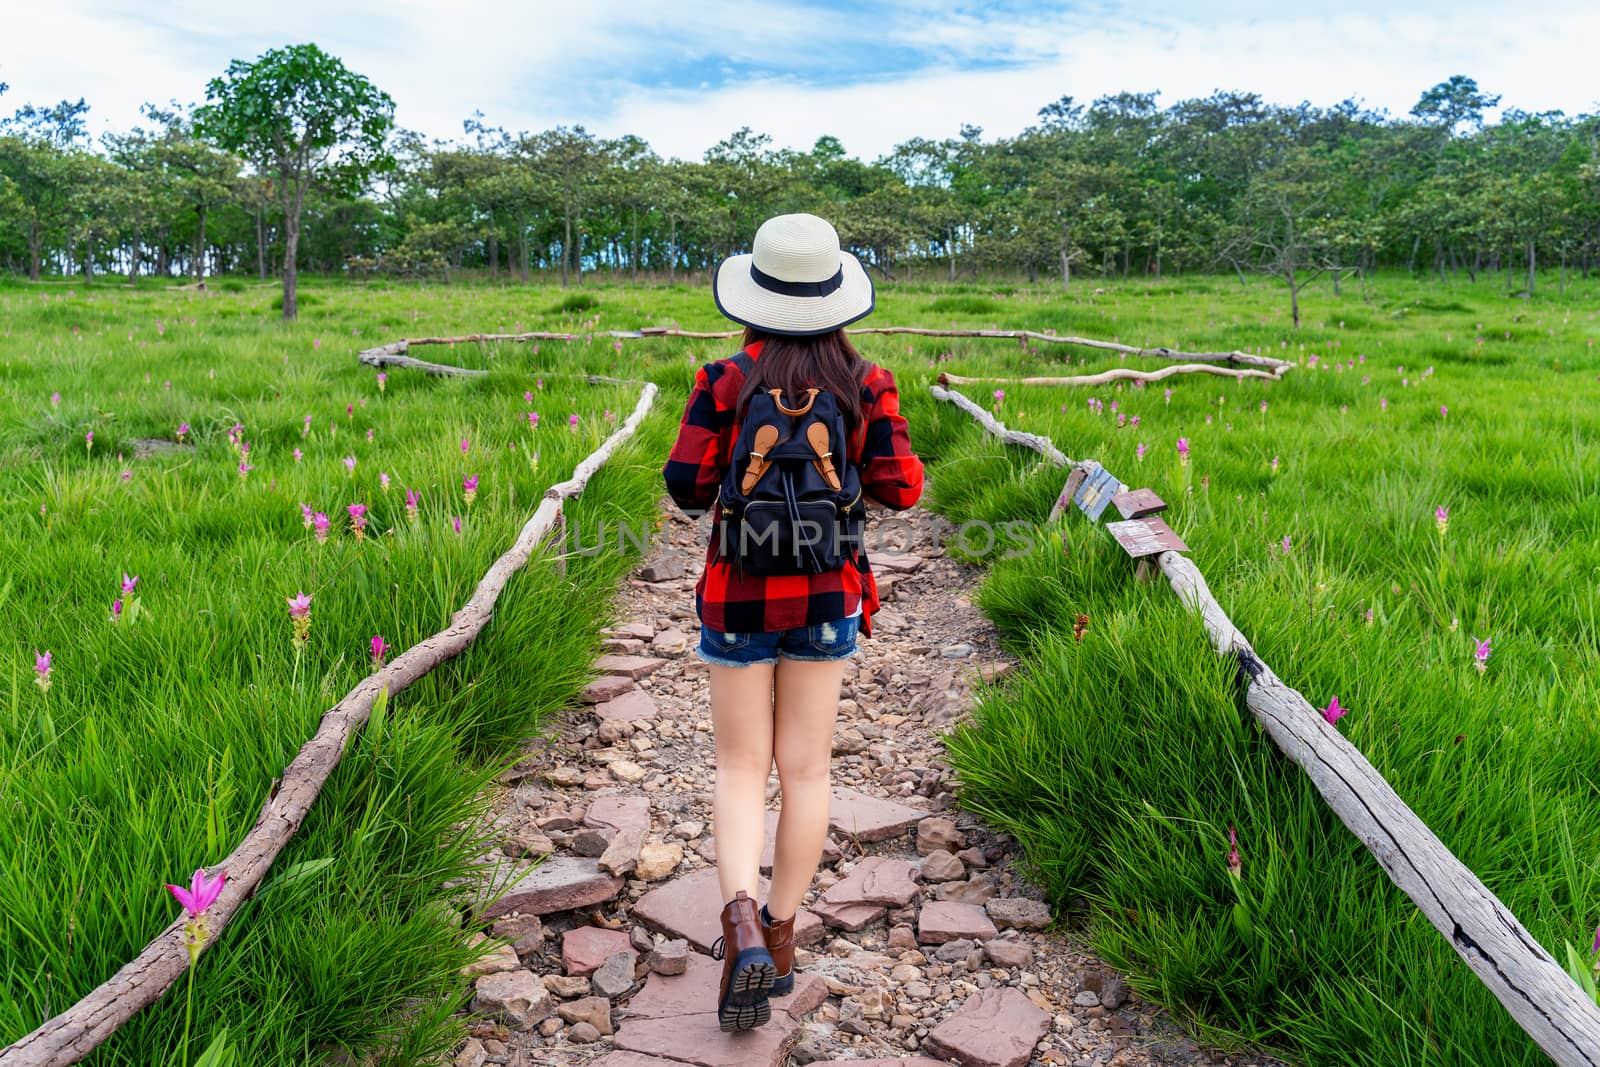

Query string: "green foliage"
[[547, 292, 600, 314], [912, 273, 1600, 1065]]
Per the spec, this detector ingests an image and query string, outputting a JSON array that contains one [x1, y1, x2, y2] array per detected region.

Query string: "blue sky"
[[4, 0, 1598, 160]]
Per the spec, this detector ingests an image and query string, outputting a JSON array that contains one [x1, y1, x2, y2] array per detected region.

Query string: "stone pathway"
[[448, 504, 1288, 1067]]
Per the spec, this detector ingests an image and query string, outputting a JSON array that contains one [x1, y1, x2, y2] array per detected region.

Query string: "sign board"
[[1073, 462, 1123, 522], [1112, 488, 1167, 519], [1104, 515, 1189, 558]]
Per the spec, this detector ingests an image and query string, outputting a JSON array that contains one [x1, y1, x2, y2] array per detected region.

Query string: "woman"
[[662, 213, 924, 1031]]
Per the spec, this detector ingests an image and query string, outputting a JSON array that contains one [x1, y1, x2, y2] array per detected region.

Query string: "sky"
[[3, 0, 1599, 161]]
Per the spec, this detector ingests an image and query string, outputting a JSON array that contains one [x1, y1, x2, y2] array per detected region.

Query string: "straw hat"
[[713, 213, 875, 336]]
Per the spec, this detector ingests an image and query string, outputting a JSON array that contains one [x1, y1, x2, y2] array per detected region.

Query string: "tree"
[[0, 98, 92, 280], [196, 43, 394, 319]]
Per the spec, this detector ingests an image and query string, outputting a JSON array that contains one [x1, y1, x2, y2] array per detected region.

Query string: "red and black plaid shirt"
[[662, 340, 924, 637]]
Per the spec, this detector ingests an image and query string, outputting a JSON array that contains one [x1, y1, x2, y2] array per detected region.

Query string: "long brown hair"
[[736, 327, 868, 430]]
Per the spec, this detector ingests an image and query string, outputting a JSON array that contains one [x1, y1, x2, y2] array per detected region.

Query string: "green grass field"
[[1, 270, 1598, 1064]]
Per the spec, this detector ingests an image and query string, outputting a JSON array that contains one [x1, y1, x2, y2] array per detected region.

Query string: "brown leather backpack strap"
[[805, 421, 841, 490], [740, 424, 780, 494], [769, 388, 819, 417]]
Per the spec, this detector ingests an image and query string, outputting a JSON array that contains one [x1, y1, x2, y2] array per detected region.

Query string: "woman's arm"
[[857, 366, 924, 511], [662, 363, 735, 515]]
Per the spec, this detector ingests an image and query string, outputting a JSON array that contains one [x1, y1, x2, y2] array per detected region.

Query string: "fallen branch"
[[928, 385, 1071, 467], [1156, 551, 1600, 1067], [356, 341, 488, 378], [937, 361, 1290, 390], [0, 383, 659, 1067], [929, 384, 1600, 1066]]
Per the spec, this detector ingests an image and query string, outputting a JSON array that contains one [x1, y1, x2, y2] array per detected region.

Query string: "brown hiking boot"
[[711, 890, 775, 1031], [760, 903, 797, 996]]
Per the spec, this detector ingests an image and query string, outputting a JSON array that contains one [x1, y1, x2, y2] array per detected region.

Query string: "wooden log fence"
[[930, 383, 1600, 1067], [0, 382, 659, 1067]]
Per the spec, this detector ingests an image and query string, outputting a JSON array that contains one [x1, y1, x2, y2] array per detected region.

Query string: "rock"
[[818, 856, 920, 908], [915, 816, 965, 855], [585, 795, 653, 836], [935, 875, 998, 905], [647, 938, 689, 976], [607, 621, 657, 641], [593, 654, 668, 680], [597, 719, 635, 745], [939, 642, 973, 659], [595, 690, 661, 722], [918, 901, 998, 944], [875, 553, 926, 573], [670, 820, 704, 840], [955, 846, 989, 868], [569, 828, 614, 857], [567, 1021, 602, 1043], [460, 933, 521, 977], [828, 786, 926, 843], [921, 987, 1051, 1067], [832, 728, 868, 755], [581, 675, 636, 704], [809, 897, 887, 932], [888, 924, 918, 950], [536, 805, 585, 831], [562, 925, 636, 977], [543, 974, 590, 998], [599, 827, 647, 875], [609, 760, 649, 783], [557, 995, 614, 1035], [501, 824, 555, 859], [1100, 974, 1129, 1010], [806, 1061, 949, 1067], [471, 970, 553, 1030], [633, 868, 824, 953], [545, 766, 585, 788], [630, 925, 655, 953], [635, 841, 683, 881], [490, 913, 544, 954], [985, 897, 1051, 931], [639, 556, 687, 582], [650, 628, 690, 655], [614, 1011, 800, 1066], [452, 1037, 487, 1067], [919, 849, 966, 882], [934, 939, 975, 962], [482, 857, 624, 919], [1074, 990, 1100, 1007], [984, 939, 1033, 968], [593, 950, 638, 999]]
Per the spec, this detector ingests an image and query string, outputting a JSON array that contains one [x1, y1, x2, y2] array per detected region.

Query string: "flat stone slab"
[[819, 856, 919, 908], [594, 654, 668, 680], [921, 986, 1050, 1067], [594, 689, 661, 722], [615, 1011, 800, 1067], [917, 900, 998, 944], [562, 925, 636, 977], [874, 553, 926, 573], [828, 787, 926, 843], [811, 1061, 952, 1067], [694, 810, 841, 870], [985, 896, 1051, 931], [483, 857, 624, 920], [625, 951, 826, 1021], [808, 898, 887, 932], [584, 794, 652, 836], [582, 675, 637, 704], [587, 1054, 684, 1067], [632, 867, 822, 953], [606, 622, 658, 641]]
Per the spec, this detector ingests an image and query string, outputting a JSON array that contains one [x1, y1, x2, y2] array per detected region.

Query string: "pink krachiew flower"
[[1323, 696, 1348, 726], [1435, 506, 1450, 536], [370, 635, 389, 667], [1226, 826, 1242, 879], [33, 650, 52, 692], [122, 573, 139, 595], [165, 867, 227, 919], [286, 592, 312, 618], [1473, 637, 1491, 673]]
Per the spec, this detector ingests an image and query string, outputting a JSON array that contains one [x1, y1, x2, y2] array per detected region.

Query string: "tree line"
[[2, 45, 1598, 323]]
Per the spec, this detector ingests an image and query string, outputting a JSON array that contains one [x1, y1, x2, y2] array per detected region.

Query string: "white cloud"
[[2, 0, 1597, 160]]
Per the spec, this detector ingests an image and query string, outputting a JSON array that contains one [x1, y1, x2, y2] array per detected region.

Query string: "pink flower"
[[366, 428, 374, 442], [1176, 437, 1190, 464], [379, 472, 391, 492], [1440, 405, 1448, 418], [460, 438, 470, 454], [1435, 506, 1449, 536], [1164, 388, 1173, 405], [1380, 397, 1388, 411], [452, 515, 463, 534], [370, 635, 389, 667], [1270, 456, 1280, 474], [993, 389, 1005, 406], [463, 474, 479, 505], [287, 592, 313, 645], [313, 338, 321, 349], [347, 503, 369, 540], [1473, 637, 1491, 674], [110, 598, 123, 624], [300, 503, 315, 529], [50, 392, 61, 408], [343, 455, 356, 474], [85, 430, 94, 453], [1226, 826, 1241, 879], [121, 470, 132, 483], [1135, 443, 1146, 462], [1130, 415, 1140, 428], [302, 414, 312, 438], [405, 489, 420, 522], [238, 459, 253, 479], [1281, 536, 1292, 554], [313, 512, 331, 543], [527, 411, 540, 429], [34, 650, 52, 692], [293, 447, 303, 463], [166, 867, 226, 920], [176, 422, 190, 442], [1260, 400, 1267, 412], [376, 372, 387, 393], [524, 391, 534, 403], [1323, 696, 1347, 726], [568, 414, 580, 430]]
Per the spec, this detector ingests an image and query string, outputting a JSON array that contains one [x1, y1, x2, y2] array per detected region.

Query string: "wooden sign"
[[1073, 463, 1123, 522], [1105, 515, 1189, 558], [1112, 488, 1167, 519]]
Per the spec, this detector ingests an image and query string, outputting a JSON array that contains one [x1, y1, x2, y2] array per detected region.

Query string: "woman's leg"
[[710, 661, 776, 904], [767, 656, 846, 919]]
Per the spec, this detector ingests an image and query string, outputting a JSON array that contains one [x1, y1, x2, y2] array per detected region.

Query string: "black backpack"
[[716, 353, 865, 576]]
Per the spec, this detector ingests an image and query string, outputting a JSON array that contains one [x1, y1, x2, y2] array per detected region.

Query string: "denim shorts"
[[696, 614, 860, 667]]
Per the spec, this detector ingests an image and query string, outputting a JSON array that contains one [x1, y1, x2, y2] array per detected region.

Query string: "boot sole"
[[718, 946, 776, 1031]]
